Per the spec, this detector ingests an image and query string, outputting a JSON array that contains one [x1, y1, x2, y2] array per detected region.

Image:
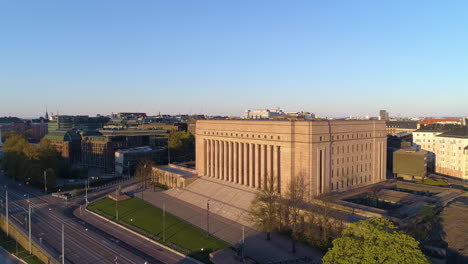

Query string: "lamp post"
[[115, 187, 119, 221], [6, 190, 9, 236], [43, 170, 47, 193], [163, 202, 166, 242], [28, 204, 31, 253], [61, 224, 65, 264], [142, 164, 146, 201], [85, 179, 88, 205], [206, 199, 210, 236]]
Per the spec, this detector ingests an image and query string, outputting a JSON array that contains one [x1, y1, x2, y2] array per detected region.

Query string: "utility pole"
[[85, 179, 88, 205], [206, 199, 210, 236], [142, 164, 146, 201], [28, 204, 31, 253], [163, 203, 166, 242], [6, 190, 8, 236], [44, 170, 47, 193], [242, 225, 245, 260], [62, 224, 65, 264], [115, 187, 119, 221]]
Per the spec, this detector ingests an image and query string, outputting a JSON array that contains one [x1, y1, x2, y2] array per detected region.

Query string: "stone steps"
[[164, 176, 258, 226]]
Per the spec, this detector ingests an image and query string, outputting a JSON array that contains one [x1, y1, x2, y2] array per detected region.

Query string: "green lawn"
[[87, 197, 229, 262], [0, 230, 44, 264], [417, 178, 449, 186]]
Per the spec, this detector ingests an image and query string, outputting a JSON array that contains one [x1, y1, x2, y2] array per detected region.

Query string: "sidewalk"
[[135, 188, 323, 263]]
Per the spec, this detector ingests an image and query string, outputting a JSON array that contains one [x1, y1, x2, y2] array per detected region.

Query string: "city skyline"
[[1, 1, 468, 117]]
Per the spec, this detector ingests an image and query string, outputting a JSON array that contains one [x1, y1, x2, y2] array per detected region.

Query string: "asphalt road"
[[0, 173, 175, 264]]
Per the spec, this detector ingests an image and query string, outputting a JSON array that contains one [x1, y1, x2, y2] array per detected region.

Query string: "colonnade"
[[203, 139, 281, 192]]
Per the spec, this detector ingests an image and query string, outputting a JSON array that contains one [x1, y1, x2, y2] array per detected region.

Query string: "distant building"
[[47, 115, 110, 132], [116, 112, 147, 119], [0, 117, 26, 134], [386, 121, 418, 135], [115, 146, 167, 176], [379, 110, 389, 121], [434, 127, 468, 181], [44, 130, 82, 163], [418, 118, 461, 129], [31, 123, 48, 141], [393, 148, 427, 181], [81, 130, 168, 172], [187, 121, 196, 136], [138, 122, 187, 132], [244, 108, 285, 119]]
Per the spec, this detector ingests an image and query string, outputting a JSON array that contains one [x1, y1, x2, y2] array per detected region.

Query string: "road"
[[0, 173, 191, 264]]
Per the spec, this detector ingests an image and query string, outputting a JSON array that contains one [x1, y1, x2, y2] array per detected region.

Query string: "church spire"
[[45, 105, 49, 120]]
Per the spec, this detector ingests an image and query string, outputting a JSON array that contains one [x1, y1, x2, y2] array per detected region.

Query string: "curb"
[[83, 208, 204, 264]]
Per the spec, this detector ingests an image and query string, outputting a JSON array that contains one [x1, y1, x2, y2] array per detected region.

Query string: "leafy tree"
[[248, 175, 278, 240], [323, 218, 429, 264], [2, 133, 60, 189], [168, 130, 194, 162]]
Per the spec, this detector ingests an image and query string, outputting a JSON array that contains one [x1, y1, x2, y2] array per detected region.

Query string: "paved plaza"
[[133, 181, 323, 263]]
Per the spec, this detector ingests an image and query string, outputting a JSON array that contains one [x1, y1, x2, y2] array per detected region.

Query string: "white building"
[[413, 130, 444, 154], [433, 128, 468, 181], [244, 108, 285, 119]]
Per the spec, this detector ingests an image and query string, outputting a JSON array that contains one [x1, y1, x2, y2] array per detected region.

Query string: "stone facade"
[[196, 120, 387, 199]]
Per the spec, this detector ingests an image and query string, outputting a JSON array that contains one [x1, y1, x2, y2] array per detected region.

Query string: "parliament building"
[[195, 120, 387, 199]]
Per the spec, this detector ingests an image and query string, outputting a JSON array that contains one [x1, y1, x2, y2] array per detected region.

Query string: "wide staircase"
[[164, 176, 258, 226]]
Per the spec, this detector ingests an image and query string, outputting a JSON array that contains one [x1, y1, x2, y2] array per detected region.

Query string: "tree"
[[134, 159, 155, 189], [323, 218, 429, 264], [248, 175, 278, 240], [2, 133, 60, 189], [283, 173, 306, 253], [168, 131, 194, 162]]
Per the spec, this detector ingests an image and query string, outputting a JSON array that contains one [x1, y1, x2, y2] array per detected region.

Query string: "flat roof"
[[157, 166, 198, 178], [117, 146, 165, 154]]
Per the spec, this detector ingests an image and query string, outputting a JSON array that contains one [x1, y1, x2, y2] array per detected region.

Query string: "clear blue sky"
[[1, 0, 467, 118]]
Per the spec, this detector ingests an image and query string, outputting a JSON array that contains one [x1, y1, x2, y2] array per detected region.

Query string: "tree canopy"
[[323, 218, 429, 264], [168, 130, 194, 162], [1, 132, 58, 189], [248, 176, 278, 240]]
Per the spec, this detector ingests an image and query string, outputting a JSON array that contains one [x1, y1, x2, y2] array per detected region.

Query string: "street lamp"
[[115, 187, 119, 221], [206, 199, 210, 236], [142, 164, 146, 201], [163, 203, 166, 242], [43, 170, 47, 193]]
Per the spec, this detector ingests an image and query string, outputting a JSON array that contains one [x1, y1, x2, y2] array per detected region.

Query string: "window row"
[[204, 131, 281, 140]]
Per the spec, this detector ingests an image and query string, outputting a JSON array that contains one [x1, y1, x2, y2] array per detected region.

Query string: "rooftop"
[[415, 123, 461, 132], [156, 165, 198, 178], [419, 118, 461, 125], [395, 148, 427, 156], [117, 146, 165, 154], [437, 126, 468, 139]]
